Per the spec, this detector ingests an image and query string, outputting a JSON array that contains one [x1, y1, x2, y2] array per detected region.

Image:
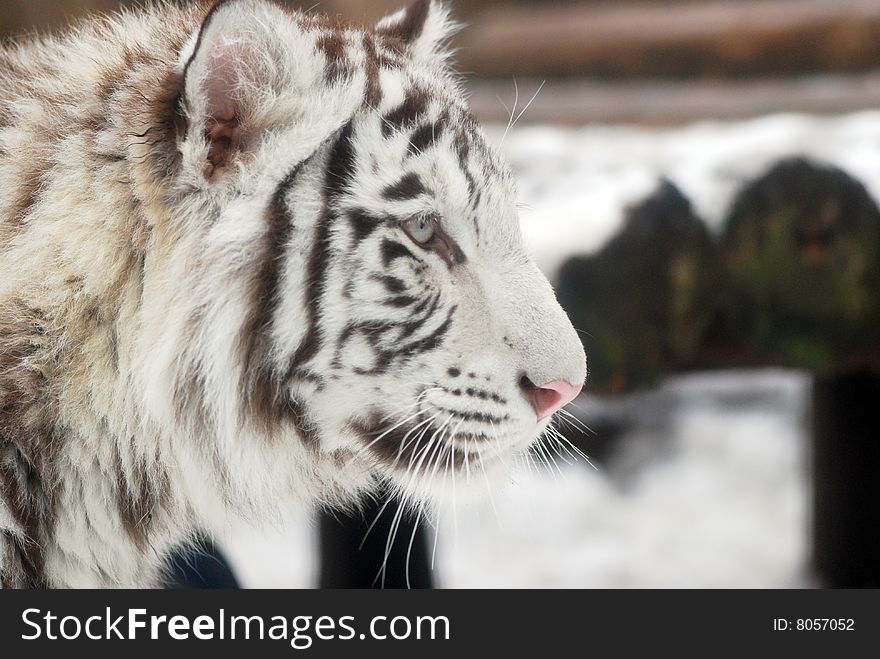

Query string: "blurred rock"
[[718, 158, 880, 371], [557, 180, 716, 393]]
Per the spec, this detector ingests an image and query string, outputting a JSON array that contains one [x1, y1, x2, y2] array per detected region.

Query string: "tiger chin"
[[0, 0, 586, 588]]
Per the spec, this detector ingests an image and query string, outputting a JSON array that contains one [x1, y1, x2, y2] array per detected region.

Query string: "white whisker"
[[404, 504, 425, 589], [499, 77, 519, 148], [511, 79, 545, 130]]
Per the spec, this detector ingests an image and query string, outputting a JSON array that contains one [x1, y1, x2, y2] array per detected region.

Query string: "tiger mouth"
[[347, 412, 491, 473]]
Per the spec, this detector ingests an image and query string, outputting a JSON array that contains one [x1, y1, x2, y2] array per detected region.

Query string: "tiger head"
[[147, 0, 586, 506]]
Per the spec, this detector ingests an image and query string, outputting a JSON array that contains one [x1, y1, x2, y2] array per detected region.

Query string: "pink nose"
[[523, 379, 583, 420]]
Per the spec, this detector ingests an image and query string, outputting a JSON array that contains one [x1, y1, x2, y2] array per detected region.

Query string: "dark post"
[[166, 538, 240, 589], [812, 368, 880, 587], [318, 495, 433, 589]]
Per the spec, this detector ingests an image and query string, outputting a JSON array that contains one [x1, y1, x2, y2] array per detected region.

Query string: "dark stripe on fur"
[[0, 300, 58, 587], [362, 33, 384, 107], [7, 174, 41, 227], [408, 121, 444, 155], [455, 134, 478, 199], [113, 445, 169, 549], [316, 31, 353, 82], [286, 121, 356, 378], [285, 396, 320, 449], [382, 89, 430, 138], [332, 316, 394, 370], [347, 208, 384, 244], [391, 304, 456, 361], [383, 295, 419, 308], [382, 172, 427, 201], [376, 0, 431, 45], [371, 274, 407, 293], [0, 444, 51, 588], [349, 301, 454, 376], [454, 133, 480, 239], [338, 320, 396, 349], [434, 406, 510, 424], [240, 161, 308, 433], [1, 530, 48, 589], [381, 238, 419, 267], [400, 292, 442, 339]]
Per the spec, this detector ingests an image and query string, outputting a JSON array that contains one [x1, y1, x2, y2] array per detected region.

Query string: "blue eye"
[[403, 215, 437, 244]]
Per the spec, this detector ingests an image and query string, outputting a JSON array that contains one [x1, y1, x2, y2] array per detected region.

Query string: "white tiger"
[[0, 0, 586, 587]]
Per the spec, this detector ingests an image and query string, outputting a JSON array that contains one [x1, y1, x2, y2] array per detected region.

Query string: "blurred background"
[[4, 0, 879, 588]]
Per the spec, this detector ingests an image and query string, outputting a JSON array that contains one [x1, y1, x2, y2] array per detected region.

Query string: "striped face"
[[163, 0, 586, 503]]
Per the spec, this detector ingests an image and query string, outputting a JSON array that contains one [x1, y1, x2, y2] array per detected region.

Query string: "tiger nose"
[[519, 378, 583, 420]]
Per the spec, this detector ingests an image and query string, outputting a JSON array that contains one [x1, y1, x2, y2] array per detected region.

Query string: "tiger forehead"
[[298, 11, 417, 101], [313, 28, 410, 92], [288, 3, 507, 194], [371, 92, 509, 192]]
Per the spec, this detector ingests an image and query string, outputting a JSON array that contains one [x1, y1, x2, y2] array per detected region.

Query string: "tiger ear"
[[179, 0, 286, 181], [375, 0, 458, 63]]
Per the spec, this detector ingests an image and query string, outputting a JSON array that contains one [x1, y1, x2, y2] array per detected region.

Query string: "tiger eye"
[[402, 215, 437, 244]]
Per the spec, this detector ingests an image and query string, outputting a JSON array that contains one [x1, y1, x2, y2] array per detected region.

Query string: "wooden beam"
[[466, 72, 880, 125], [457, 0, 880, 79]]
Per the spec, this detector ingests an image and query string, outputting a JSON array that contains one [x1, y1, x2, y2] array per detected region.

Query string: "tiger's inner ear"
[[375, 0, 457, 62], [199, 43, 244, 180], [180, 1, 276, 181]]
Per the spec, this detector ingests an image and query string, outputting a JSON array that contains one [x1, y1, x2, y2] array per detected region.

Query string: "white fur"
[[0, 0, 586, 587]]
